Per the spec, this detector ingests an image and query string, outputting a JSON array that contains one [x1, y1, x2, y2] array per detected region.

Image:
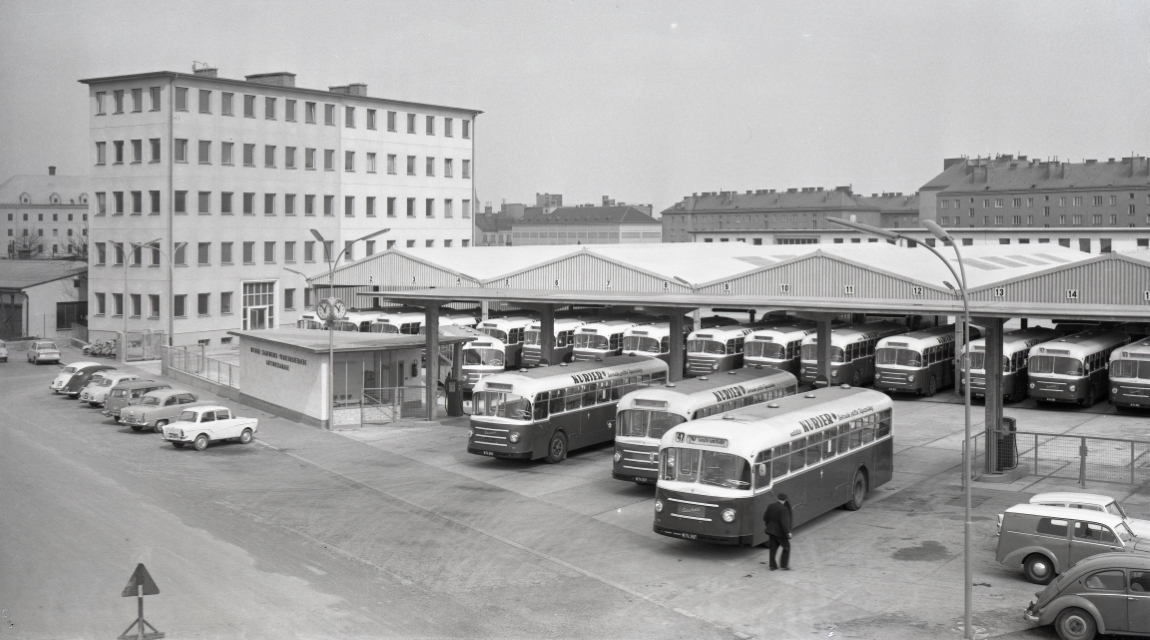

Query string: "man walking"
[[763, 493, 793, 571]]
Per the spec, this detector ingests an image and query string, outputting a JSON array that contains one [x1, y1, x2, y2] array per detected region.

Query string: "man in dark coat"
[[763, 493, 793, 570]]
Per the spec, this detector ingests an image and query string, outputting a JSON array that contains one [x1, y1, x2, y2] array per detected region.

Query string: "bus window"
[[550, 391, 565, 415], [823, 426, 838, 457], [649, 413, 686, 439], [597, 381, 611, 403], [534, 393, 549, 421], [700, 450, 751, 489], [876, 410, 892, 438], [789, 437, 806, 472], [609, 379, 623, 401], [806, 432, 823, 465], [582, 384, 597, 408], [848, 420, 863, 449], [666, 448, 701, 482], [862, 415, 876, 444], [772, 444, 790, 479], [754, 451, 771, 491], [564, 388, 582, 412], [660, 337, 670, 353]]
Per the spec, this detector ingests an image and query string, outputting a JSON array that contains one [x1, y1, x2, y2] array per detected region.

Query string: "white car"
[[996, 492, 1150, 538], [51, 361, 101, 391], [78, 372, 140, 407], [162, 405, 258, 451], [0, 339, 8, 363], [27, 341, 61, 364]]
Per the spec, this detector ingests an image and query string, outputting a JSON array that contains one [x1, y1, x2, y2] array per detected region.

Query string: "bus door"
[[751, 450, 774, 547], [782, 438, 809, 524], [581, 379, 616, 446]]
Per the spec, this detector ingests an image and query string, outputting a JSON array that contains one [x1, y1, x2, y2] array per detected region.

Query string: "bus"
[[522, 318, 585, 366], [1110, 337, 1150, 409], [743, 322, 817, 375], [613, 367, 799, 484], [369, 311, 426, 334], [874, 325, 981, 397], [1028, 329, 1131, 407], [476, 316, 535, 367], [652, 386, 893, 546], [331, 310, 383, 332], [467, 356, 670, 463], [462, 338, 508, 391], [438, 312, 480, 331], [296, 312, 323, 330], [686, 325, 754, 376], [799, 321, 908, 387], [573, 319, 647, 361], [959, 327, 1061, 403], [621, 321, 693, 366]]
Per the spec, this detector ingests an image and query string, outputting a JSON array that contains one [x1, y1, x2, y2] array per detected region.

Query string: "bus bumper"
[[1030, 380, 1083, 403], [467, 447, 533, 460], [652, 525, 747, 545], [1112, 386, 1150, 408], [873, 373, 920, 394]]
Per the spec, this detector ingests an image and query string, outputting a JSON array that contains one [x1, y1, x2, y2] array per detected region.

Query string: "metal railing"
[[164, 345, 239, 389], [332, 386, 443, 427], [967, 428, 1150, 488]]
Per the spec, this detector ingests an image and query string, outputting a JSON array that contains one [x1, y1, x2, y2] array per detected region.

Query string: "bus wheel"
[[851, 371, 861, 388], [844, 470, 867, 510], [925, 375, 937, 397], [545, 432, 567, 464]]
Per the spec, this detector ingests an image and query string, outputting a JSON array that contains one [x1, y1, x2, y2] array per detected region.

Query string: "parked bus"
[[573, 319, 647, 361], [959, 327, 1062, 403], [467, 356, 669, 463], [686, 325, 754, 376], [1110, 337, 1150, 409], [621, 321, 693, 366], [331, 310, 383, 332], [652, 386, 893, 546], [799, 321, 908, 387], [523, 318, 585, 366], [476, 316, 534, 366], [369, 311, 426, 334], [438, 312, 480, 330], [1028, 329, 1131, 407], [743, 322, 817, 375], [874, 325, 981, 397], [461, 338, 508, 391], [613, 367, 799, 484], [296, 312, 323, 330]]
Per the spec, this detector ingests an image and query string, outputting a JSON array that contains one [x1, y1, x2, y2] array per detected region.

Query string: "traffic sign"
[[121, 563, 160, 597], [118, 563, 164, 640]]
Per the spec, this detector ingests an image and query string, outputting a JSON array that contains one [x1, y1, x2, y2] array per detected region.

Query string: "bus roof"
[[877, 325, 957, 350], [578, 319, 645, 332], [748, 324, 817, 342], [1029, 329, 1130, 359], [660, 386, 893, 460], [1111, 336, 1150, 362], [964, 327, 1061, 354], [463, 336, 507, 350], [479, 316, 536, 329], [800, 321, 907, 347], [374, 311, 425, 323], [618, 367, 797, 415], [473, 355, 669, 396], [688, 325, 753, 340], [624, 322, 676, 338], [527, 318, 585, 332]]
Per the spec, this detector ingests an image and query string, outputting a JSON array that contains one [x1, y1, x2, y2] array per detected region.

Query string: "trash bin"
[[995, 416, 1018, 471], [445, 375, 464, 417]]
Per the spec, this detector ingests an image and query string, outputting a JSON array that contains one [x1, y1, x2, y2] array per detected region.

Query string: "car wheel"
[[545, 431, 567, 464], [1023, 553, 1055, 585], [1054, 607, 1096, 640], [172, 442, 185, 449], [239, 428, 253, 445], [925, 375, 937, 397], [192, 434, 210, 451], [153, 420, 168, 434], [130, 426, 143, 432], [844, 469, 867, 511]]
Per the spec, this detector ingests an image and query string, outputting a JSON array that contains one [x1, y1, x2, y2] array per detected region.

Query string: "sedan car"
[[79, 372, 141, 407], [162, 405, 258, 451], [0, 339, 8, 362], [27, 341, 61, 364], [120, 389, 204, 433], [61, 364, 117, 397], [1025, 553, 1150, 640]]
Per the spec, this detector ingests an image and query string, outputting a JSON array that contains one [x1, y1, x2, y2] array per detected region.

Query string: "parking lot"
[[4, 346, 1150, 639]]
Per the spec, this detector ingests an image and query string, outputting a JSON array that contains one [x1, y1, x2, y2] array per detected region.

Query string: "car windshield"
[[1106, 501, 1130, 519], [876, 348, 922, 367], [37, 342, 57, 350], [472, 391, 531, 420], [800, 344, 845, 363], [62, 365, 78, 374], [1111, 359, 1150, 380], [177, 410, 197, 422], [370, 323, 400, 333], [139, 396, 161, 406], [463, 348, 504, 367], [1030, 355, 1083, 376], [745, 341, 785, 359], [660, 447, 751, 490], [1117, 522, 1135, 543], [618, 409, 687, 439], [98, 378, 116, 387], [622, 336, 661, 353], [574, 333, 609, 350], [110, 389, 127, 398], [524, 330, 541, 346], [479, 327, 507, 341], [688, 339, 726, 355]]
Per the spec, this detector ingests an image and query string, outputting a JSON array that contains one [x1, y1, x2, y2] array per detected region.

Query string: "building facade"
[[0, 260, 87, 340], [509, 204, 661, 245], [1, 169, 89, 259], [81, 67, 479, 346]]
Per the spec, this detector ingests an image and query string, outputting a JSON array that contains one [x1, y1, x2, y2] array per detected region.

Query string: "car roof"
[[1060, 552, 1150, 579], [1030, 492, 1114, 506], [143, 388, 192, 397], [1005, 503, 1127, 526], [116, 380, 165, 389], [180, 405, 228, 412]]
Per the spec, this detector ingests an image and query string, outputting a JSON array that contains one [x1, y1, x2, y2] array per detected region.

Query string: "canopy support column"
[[668, 313, 685, 382], [797, 311, 838, 389], [424, 303, 441, 421], [976, 317, 1005, 474], [540, 305, 556, 366]]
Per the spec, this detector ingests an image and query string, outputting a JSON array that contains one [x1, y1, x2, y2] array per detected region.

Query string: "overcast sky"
[[2, 0, 1149, 214]]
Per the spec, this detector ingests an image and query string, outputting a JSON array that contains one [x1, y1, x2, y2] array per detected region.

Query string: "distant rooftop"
[[0, 174, 89, 206], [922, 154, 1150, 193], [0, 259, 86, 290], [662, 187, 880, 215], [517, 205, 660, 225]]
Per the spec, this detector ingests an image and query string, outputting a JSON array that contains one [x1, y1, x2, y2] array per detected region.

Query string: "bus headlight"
[[509, 432, 520, 443], [907, 375, 915, 383], [1029, 383, 1035, 389], [1113, 388, 1119, 394], [614, 451, 622, 462], [831, 370, 839, 378], [467, 429, 473, 437], [711, 363, 719, 371], [721, 509, 737, 523], [1069, 385, 1076, 392], [655, 500, 663, 513]]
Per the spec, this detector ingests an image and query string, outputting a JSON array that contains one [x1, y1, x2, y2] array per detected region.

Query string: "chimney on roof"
[[329, 83, 368, 96], [972, 164, 988, 183], [1047, 161, 1065, 180], [48, 166, 56, 176], [193, 66, 218, 78], [246, 72, 296, 87]]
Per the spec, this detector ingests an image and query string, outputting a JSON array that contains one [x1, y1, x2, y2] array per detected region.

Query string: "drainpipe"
[[167, 75, 175, 347]]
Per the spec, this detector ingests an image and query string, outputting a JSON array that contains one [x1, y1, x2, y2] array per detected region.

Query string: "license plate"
[[678, 504, 705, 517], [482, 451, 494, 456]]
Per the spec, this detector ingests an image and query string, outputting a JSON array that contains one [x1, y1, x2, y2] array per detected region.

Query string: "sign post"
[[118, 563, 164, 640]]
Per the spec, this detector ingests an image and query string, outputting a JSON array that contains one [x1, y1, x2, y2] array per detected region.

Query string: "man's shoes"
[[769, 566, 777, 571], [781, 567, 791, 571]]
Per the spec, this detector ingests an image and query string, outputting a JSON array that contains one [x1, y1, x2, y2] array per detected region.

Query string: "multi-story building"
[[80, 67, 479, 346], [474, 207, 514, 246], [509, 203, 661, 245], [1, 168, 89, 259]]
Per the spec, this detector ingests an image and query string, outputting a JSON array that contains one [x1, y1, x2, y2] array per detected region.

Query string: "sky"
[[2, 0, 1150, 215]]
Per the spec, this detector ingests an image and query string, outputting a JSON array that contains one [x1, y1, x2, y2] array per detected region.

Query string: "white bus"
[[959, 327, 1062, 403], [686, 325, 754, 376], [621, 321, 693, 366], [331, 310, 384, 332], [799, 321, 908, 387], [467, 356, 669, 463], [613, 367, 799, 484], [874, 325, 981, 397], [368, 311, 426, 335], [296, 312, 323, 330], [653, 386, 893, 546], [743, 322, 817, 375], [523, 318, 585, 366], [573, 319, 647, 361], [1110, 337, 1150, 410], [1029, 329, 1131, 407]]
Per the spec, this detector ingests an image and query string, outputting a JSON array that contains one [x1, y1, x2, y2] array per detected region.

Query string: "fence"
[[124, 330, 165, 362], [966, 429, 1150, 488], [332, 386, 442, 427], [164, 345, 240, 389]]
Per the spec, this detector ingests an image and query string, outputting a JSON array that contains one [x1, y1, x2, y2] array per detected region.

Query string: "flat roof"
[[0, 260, 86, 290], [228, 326, 475, 354]]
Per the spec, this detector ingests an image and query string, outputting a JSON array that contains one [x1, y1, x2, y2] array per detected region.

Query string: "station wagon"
[[120, 389, 204, 432], [997, 504, 1146, 584], [102, 380, 173, 421]]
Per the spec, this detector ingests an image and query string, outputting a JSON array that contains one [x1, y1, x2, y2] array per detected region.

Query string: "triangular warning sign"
[[121, 563, 160, 597]]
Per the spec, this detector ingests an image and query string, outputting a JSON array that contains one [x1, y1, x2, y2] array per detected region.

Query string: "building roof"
[[860, 192, 920, 213], [661, 187, 879, 216], [228, 326, 475, 354], [0, 260, 86, 290], [474, 213, 514, 233], [922, 155, 1150, 194], [516, 205, 660, 226], [0, 174, 89, 206]]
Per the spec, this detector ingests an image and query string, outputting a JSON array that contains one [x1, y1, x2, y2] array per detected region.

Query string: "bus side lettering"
[[799, 413, 837, 432]]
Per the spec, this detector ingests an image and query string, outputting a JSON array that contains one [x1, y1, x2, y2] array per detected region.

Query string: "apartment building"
[[1, 168, 89, 259], [80, 67, 479, 346], [509, 204, 661, 245]]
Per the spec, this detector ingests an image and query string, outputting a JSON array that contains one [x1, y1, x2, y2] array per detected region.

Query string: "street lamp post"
[[828, 217, 974, 640], [307, 228, 390, 430]]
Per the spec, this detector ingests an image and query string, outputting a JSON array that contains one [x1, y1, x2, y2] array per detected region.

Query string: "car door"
[[1129, 570, 1150, 632], [1079, 569, 1129, 633], [215, 409, 239, 438], [198, 410, 216, 437], [1071, 520, 1125, 565]]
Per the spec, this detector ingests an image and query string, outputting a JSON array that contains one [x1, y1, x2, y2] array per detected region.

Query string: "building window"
[[1060, 215, 1067, 225], [425, 239, 434, 248], [1093, 195, 1104, 206], [95, 91, 106, 115], [462, 159, 470, 179], [387, 240, 396, 250], [95, 142, 106, 165], [366, 152, 376, 173], [131, 139, 142, 163], [323, 241, 333, 261], [407, 155, 416, 175], [285, 147, 296, 169], [242, 192, 255, 215], [244, 95, 255, 118], [265, 97, 276, 120], [194, 140, 209, 165], [149, 295, 160, 318], [174, 243, 186, 266], [265, 145, 276, 168], [1012, 215, 1021, 225], [345, 151, 355, 172], [173, 191, 186, 215], [1130, 204, 1137, 216], [406, 240, 415, 248], [243, 242, 255, 264], [463, 199, 471, 218], [197, 191, 210, 215], [305, 148, 316, 170], [221, 292, 232, 314], [285, 99, 296, 122], [221, 192, 233, 215], [444, 199, 453, 218], [243, 143, 255, 167], [426, 157, 435, 176], [387, 111, 397, 131], [387, 197, 396, 218], [1092, 214, 1102, 225], [221, 142, 233, 165], [197, 293, 210, 316], [367, 109, 376, 129], [1073, 214, 1083, 225], [130, 88, 143, 112], [1110, 214, 1117, 224], [221, 92, 233, 116], [113, 140, 124, 164], [149, 86, 161, 111], [305, 102, 316, 123], [284, 288, 295, 310], [345, 106, 354, 128], [111, 293, 124, 317], [264, 193, 276, 216], [320, 103, 335, 125], [994, 198, 1003, 208], [197, 242, 210, 265], [407, 113, 416, 133], [1012, 197, 1021, 207], [425, 198, 435, 218], [344, 241, 354, 261], [95, 242, 107, 265], [264, 241, 275, 263], [462, 120, 470, 139], [444, 239, 453, 248], [221, 242, 233, 264], [444, 158, 453, 178], [345, 196, 354, 217], [366, 196, 376, 217], [285, 194, 296, 216], [407, 197, 416, 218], [387, 154, 396, 174], [285, 241, 295, 263], [150, 191, 160, 214], [999, 238, 1010, 245], [305, 241, 315, 262], [305, 195, 315, 216], [174, 295, 186, 318], [324, 149, 334, 171], [174, 87, 187, 111], [1073, 196, 1083, 206], [198, 89, 211, 114], [324, 195, 335, 216]]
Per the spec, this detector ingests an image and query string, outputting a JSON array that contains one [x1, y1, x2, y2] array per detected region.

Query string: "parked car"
[[27, 341, 61, 364], [1024, 553, 1150, 640], [79, 372, 141, 407], [997, 504, 1146, 584], [998, 493, 1150, 540], [162, 405, 258, 451], [51, 361, 100, 392], [0, 339, 8, 362], [102, 380, 173, 421], [61, 364, 117, 397], [120, 389, 205, 433]]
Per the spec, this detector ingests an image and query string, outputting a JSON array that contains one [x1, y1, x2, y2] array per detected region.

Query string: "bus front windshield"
[[479, 327, 508, 341], [524, 330, 541, 346], [660, 447, 751, 490], [618, 409, 686, 439], [800, 344, 844, 363], [574, 333, 609, 350], [463, 348, 505, 368], [1111, 359, 1150, 380], [622, 336, 661, 353], [370, 323, 400, 334], [1030, 355, 1084, 376], [876, 348, 922, 367], [687, 339, 726, 355], [472, 391, 532, 421], [745, 341, 785, 360]]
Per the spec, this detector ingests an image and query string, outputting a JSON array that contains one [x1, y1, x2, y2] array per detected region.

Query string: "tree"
[[8, 228, 43, 259], [61, 224, 89, 262]]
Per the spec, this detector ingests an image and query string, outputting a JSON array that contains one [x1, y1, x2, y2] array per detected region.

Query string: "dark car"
[[61, 364, 117, 398], [1025, 553, 1150, 640]]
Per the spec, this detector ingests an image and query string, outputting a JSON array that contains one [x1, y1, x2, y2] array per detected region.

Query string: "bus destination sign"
[[687, 435, 729, 447]]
